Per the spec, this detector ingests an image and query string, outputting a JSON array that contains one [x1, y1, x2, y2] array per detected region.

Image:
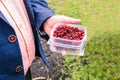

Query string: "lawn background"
[[47, 0, 120, 80]]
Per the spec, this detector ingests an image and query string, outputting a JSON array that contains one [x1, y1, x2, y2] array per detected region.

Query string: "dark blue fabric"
[[0, 0, 55, 80]]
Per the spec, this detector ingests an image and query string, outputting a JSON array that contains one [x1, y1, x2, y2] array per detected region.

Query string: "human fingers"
[[61, 49, 67, 56], [62, 16, 81, 24], [52, 46, 67, 56]]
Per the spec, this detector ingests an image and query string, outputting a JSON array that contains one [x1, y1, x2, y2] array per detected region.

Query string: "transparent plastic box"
[[47, 23, 87, 55], [49, 40, 86, 55]]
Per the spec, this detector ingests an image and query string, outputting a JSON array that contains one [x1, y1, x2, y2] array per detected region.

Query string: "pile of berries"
[[53, 25, 84, 40]]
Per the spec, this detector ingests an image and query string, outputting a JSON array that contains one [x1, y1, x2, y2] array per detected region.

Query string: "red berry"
[[53, 24, 84, 40]]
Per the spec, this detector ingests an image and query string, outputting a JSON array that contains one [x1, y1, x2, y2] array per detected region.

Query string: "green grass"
[[58, 33, 120, 80], [47, 0, 120, 80]]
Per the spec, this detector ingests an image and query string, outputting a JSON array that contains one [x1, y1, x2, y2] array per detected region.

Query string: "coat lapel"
[[23, 0, 49, 67], [23, 0, 35, 25]]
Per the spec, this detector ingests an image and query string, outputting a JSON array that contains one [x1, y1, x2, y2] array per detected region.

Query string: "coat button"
[[8, 35, 17, 42], [16, 66, 22, 72]]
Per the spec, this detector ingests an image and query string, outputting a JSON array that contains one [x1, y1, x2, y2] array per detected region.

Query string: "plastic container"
[[47, 23, 87, 55]]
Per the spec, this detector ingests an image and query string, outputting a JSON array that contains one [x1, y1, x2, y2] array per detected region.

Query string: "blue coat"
[[0, 0, 54, 80]]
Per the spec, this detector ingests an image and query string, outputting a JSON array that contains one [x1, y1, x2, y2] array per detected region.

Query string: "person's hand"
[[43, 15, 81, 56], [43, 15, 81, 36]]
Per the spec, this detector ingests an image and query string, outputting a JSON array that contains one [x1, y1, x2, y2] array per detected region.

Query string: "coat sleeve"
[[30, 0, 55, 40]]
